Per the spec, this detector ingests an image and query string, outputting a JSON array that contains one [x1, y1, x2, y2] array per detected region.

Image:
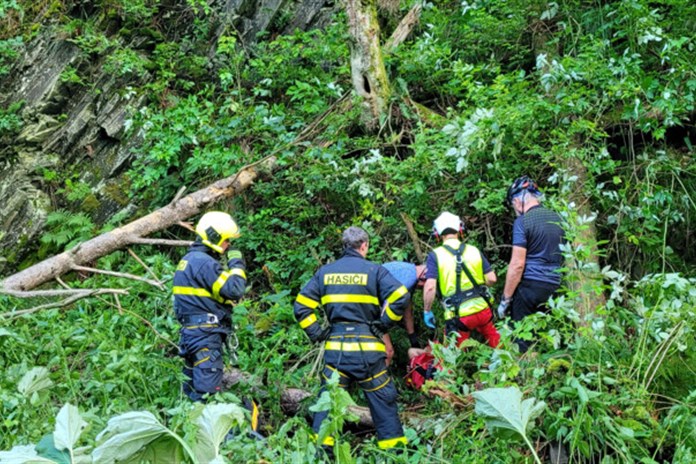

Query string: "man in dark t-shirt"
[[498, 176, 565, 352]]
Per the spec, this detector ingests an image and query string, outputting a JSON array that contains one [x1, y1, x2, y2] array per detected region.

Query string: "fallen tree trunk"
[[1, 157, 278, 291]]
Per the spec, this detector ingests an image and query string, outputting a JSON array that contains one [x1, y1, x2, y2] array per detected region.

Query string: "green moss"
[[103, 179, 131, 207], [81, 194, 101, 212]]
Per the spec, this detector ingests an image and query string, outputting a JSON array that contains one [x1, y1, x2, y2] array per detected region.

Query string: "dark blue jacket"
[[173, 242, 246, 323], [294, 248, 410, 340]]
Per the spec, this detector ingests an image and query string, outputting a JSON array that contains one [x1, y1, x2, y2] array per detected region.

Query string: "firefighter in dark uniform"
[[294, 226, 411, 452], [173, 211, 246, 402]]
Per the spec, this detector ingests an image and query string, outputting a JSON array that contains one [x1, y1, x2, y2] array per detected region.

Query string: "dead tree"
[[1, 157, 277, 292], [344, 0, 423, 129]]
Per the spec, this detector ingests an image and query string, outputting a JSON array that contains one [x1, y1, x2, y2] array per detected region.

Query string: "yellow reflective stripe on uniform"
[[384, 304, 403, 322], [321, 294, 379, 305], [296, 294, 320, 309], [212, 271, 232, 299], [183, 324, 218, 330], [378, 436, 408, 449], [212, 269, 247, 300], [358, 370, 387, 383], [173, 286, 213, 298], [299, 313, 317, 329], [386, 285, 408, 304], [325, 365, 349, 377], [324, 341, 386, 352], [193, 348, 211, 367], [363, 376, 391, 392], [230, 268, 246, 279]]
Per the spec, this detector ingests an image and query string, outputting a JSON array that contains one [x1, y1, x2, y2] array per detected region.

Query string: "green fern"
[[40, 210, 96, 252]]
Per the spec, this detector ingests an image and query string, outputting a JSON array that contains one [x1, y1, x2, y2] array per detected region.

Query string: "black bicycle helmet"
[[505, 176, 541, 207]]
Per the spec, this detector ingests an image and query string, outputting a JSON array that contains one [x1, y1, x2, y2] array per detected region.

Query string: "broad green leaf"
[[192, 403, 245, 464], [17, 367, 53, 398], [35, 435, 69, 464], [53, 404, 87, 456], [115, 435, 185, 464], [472, 386, 546, 437], [92, 411, 189, 464], [0, 445, 57, 464]]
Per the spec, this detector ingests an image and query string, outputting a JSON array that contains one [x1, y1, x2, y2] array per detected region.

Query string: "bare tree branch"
[[71, 265, 164, 289], [1, 288, 127, 298], [401, 212, 425, 262], [0, 288, 129, 319], [384, 2, 423, 52], [127, 248, 162, 283]]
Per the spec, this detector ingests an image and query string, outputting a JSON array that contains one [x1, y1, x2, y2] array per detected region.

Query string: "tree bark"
[[531, 26, 605, 318], [344, 0, 392, 130], [1, 157, 278, 291]]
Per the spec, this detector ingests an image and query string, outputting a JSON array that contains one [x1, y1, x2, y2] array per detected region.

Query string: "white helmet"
[[195, 211, 240, 253], [433, 212, 464, 237]]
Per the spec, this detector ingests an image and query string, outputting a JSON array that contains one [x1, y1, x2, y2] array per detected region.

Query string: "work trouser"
[[178, 319, 230, 402], [312, 323, 407, 450], [511, 279, 559, 353], [452, 307, 500, 348]]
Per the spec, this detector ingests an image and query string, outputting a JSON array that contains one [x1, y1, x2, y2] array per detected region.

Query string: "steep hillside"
[[0, 0, 694, 462]]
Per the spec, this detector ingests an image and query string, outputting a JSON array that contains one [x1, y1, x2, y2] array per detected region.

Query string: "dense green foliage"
[[1, 0, 694, 462]]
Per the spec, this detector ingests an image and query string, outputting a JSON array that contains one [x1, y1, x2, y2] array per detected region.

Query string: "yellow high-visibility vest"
[[433, 239, 488, 318]]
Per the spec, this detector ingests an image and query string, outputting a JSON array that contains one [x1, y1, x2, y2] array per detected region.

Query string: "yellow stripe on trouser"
[[378, 436, 408, 449], [324, 341, 386, 352], [296, 294, 320, 309], [212, 269, 247, 300], [325, 365, 349, 377], [359, 369, 387, 383], [299, 313, 317, 329], [193, 348, 210, 366], [321, 294, 379, 305]]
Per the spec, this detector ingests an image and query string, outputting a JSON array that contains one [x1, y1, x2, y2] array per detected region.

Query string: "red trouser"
[[455, 307, 500, 348]]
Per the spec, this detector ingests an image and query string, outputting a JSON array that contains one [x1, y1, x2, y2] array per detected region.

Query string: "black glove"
[[227, 248, 245, 267], [369, 321, 388, 340], [310, 326, 331, 344], [445, 318, 461, 337], [408, 333, 420, 348]]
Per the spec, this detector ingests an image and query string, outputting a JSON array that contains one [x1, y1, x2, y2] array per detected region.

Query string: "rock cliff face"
[[0, 0, 335, 275]]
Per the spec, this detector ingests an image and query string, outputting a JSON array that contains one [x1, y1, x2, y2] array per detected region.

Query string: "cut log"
[[223, 368, 375, 428], [1, 157, 278, 291]]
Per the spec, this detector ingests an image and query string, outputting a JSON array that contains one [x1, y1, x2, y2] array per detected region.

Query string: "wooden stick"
[[0, 288, 128, 319], [71, 265, 164, 289], [1, 288, 126, 298], [401, 212, 425, 262], [384, 2, 423, 52], [127, 248, 162, 283]]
